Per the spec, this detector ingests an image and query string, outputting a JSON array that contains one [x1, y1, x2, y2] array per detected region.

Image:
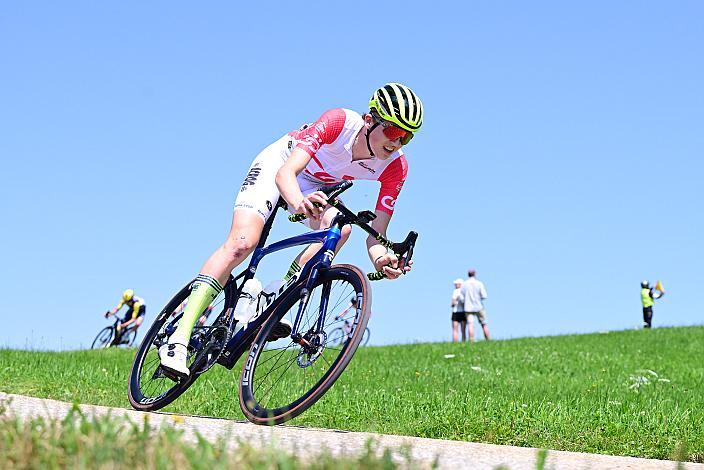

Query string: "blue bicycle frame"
[[216, 209, 342, 369]]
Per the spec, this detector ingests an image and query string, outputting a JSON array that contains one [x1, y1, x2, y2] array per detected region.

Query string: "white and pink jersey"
[[288, 108, 408, 215]]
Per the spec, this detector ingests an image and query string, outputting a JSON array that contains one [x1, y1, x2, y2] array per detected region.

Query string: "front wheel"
[[239, 264, 371, 425], [91, 326, 114, 349]]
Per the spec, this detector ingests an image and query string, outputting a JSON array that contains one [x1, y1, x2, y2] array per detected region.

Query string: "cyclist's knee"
[[340, 224, 352, 242], [223, 236, 257, 263]]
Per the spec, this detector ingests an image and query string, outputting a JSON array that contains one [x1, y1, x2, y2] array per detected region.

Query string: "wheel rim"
[[92, 327, 113, 349], [242, 267, 369, 420], [130, 284, 229, 407]]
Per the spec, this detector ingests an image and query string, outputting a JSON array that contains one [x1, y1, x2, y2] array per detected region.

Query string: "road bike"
[[128, 180, 417, 425], [91, 317, 138, 349], [329, 303, 370, 347]]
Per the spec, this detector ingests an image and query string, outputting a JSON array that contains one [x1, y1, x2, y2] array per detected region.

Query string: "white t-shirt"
[[451, 288, 464, 313], [462, 278, 487, 313]]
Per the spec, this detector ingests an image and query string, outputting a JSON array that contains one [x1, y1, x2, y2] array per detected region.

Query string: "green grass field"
[[1, 326, 702, 462]]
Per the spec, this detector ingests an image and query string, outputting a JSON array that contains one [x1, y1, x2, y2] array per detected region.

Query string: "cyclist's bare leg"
[[200, 209, 265, 286], [289, 206, 351, 272], [167, 210, 264, 351]]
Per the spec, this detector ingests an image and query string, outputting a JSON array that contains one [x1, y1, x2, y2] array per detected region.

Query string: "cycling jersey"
[[235, 108, 408, 221], [117, 295, 146, 321], [289, 108, 407, 214]]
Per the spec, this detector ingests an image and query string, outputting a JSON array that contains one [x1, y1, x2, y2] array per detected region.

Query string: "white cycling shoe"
[[158, 342, 190, 378], [267, 318, 293, 341]]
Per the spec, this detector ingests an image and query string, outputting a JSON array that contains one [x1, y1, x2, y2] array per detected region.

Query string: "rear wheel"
[[128, 279, 233, 411], [122, 328, 138, 347], [91, 326, 114, 349], [239, 264, 371, 425]]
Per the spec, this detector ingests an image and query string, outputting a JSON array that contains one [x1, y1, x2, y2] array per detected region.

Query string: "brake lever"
[[367, 231, 418, 281]]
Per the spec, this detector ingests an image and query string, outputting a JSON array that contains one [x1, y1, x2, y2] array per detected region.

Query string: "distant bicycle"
[[91, 316, 138, 349], [329, 297, 370, 347]]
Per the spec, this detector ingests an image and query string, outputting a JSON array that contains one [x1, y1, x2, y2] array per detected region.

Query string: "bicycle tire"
[[123, 328, 138, 347], [239, 263, 371, 425], [128, 279, 232, 411], [328, 327, 347, 347], [360, 327, 370, 347], [91, 326, 114, 349]]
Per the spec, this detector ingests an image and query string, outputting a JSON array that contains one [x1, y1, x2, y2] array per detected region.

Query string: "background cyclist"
[[105, 289, 146, 343], [159, 83, 423, 377]]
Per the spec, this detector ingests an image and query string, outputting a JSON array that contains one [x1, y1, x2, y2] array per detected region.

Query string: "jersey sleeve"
[[375, 156, 408, 215], [292, 109, 347, 157]]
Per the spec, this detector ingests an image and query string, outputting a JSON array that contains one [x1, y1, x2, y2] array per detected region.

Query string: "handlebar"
[[288, 181, 353, 223], [286, 181, 418, 282]]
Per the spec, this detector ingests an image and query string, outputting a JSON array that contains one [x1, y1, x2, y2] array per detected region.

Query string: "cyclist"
[[105, 289, 146, 343], [159, 83, 422, 377]]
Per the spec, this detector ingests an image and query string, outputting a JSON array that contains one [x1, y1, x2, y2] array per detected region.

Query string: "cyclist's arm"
[[109, 300, 125, 316], [366, 211, 411, 280], [132, 299, 144, 318], [276, 149, 328, 220]]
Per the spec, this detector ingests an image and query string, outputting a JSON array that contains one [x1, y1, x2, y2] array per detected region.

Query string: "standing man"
[[641, 280, 664, 328], [451, 278, 467, 342], [462, 269, 490, 342]]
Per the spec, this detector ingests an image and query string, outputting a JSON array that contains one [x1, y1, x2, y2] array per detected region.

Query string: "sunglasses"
[[372, 113, 414, 145]]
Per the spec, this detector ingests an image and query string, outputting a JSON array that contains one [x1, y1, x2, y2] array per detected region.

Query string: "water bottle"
[[257, 279, 286, 314], [233, 278, 262, 324]]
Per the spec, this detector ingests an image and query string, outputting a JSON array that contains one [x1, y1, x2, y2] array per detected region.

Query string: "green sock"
[[284, 260, 301, 281], [170, 274, 223, 345]]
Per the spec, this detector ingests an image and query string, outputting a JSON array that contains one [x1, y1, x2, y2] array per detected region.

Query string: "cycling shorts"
[[234, 135, 329, 224], [122, 305, 146, 323]]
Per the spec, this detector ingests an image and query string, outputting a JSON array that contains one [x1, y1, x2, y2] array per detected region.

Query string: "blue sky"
[[1, 1, 702, 349]]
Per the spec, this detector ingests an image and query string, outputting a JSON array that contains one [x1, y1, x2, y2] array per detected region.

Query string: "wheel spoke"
[[241, 266, 370, 423]]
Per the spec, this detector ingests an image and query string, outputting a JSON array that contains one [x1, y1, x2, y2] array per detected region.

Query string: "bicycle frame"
[[216, 202, 342, 369]]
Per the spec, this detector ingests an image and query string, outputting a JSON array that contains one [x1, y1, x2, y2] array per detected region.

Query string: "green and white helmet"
[[369, 83, 424, 133]]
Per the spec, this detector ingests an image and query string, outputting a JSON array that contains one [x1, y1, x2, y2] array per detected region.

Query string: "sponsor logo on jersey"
[[380, 196, 396, 211], [358, 162, 376, 174], [266, 200, 272, 211]]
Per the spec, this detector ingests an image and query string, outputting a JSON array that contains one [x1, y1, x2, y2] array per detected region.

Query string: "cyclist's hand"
[[294, 191, 328, 221], [104, 311, 110, 318], [374, 253, 406, 280]]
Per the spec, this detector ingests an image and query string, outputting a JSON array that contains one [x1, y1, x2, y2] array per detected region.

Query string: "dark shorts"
[[122, 305, 146, 323], [452, 311, 466, 322]]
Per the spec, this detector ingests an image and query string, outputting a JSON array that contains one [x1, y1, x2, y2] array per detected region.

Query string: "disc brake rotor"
[[296, 331, 327, 368]]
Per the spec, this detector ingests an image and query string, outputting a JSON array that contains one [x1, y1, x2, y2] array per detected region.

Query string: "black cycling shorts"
[[122, 305, 146, 323]]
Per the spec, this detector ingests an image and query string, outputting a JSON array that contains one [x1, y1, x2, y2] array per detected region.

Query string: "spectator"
[[462, 269, 490, 342], [451, 278, 467, 342], [640, 280, 664, 328]]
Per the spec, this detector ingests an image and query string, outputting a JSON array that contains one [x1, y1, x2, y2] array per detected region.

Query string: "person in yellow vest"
[[640, 280, 664, 328]]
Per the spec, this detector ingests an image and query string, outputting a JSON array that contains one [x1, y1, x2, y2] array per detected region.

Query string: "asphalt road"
[[1, 392, 700, 469]]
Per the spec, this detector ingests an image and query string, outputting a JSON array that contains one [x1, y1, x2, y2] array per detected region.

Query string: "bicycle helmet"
[[123, 289, 134, 302], [640, 280, 650, 288], [369, 83, 424, 133], [365, 83, 423, 156]]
